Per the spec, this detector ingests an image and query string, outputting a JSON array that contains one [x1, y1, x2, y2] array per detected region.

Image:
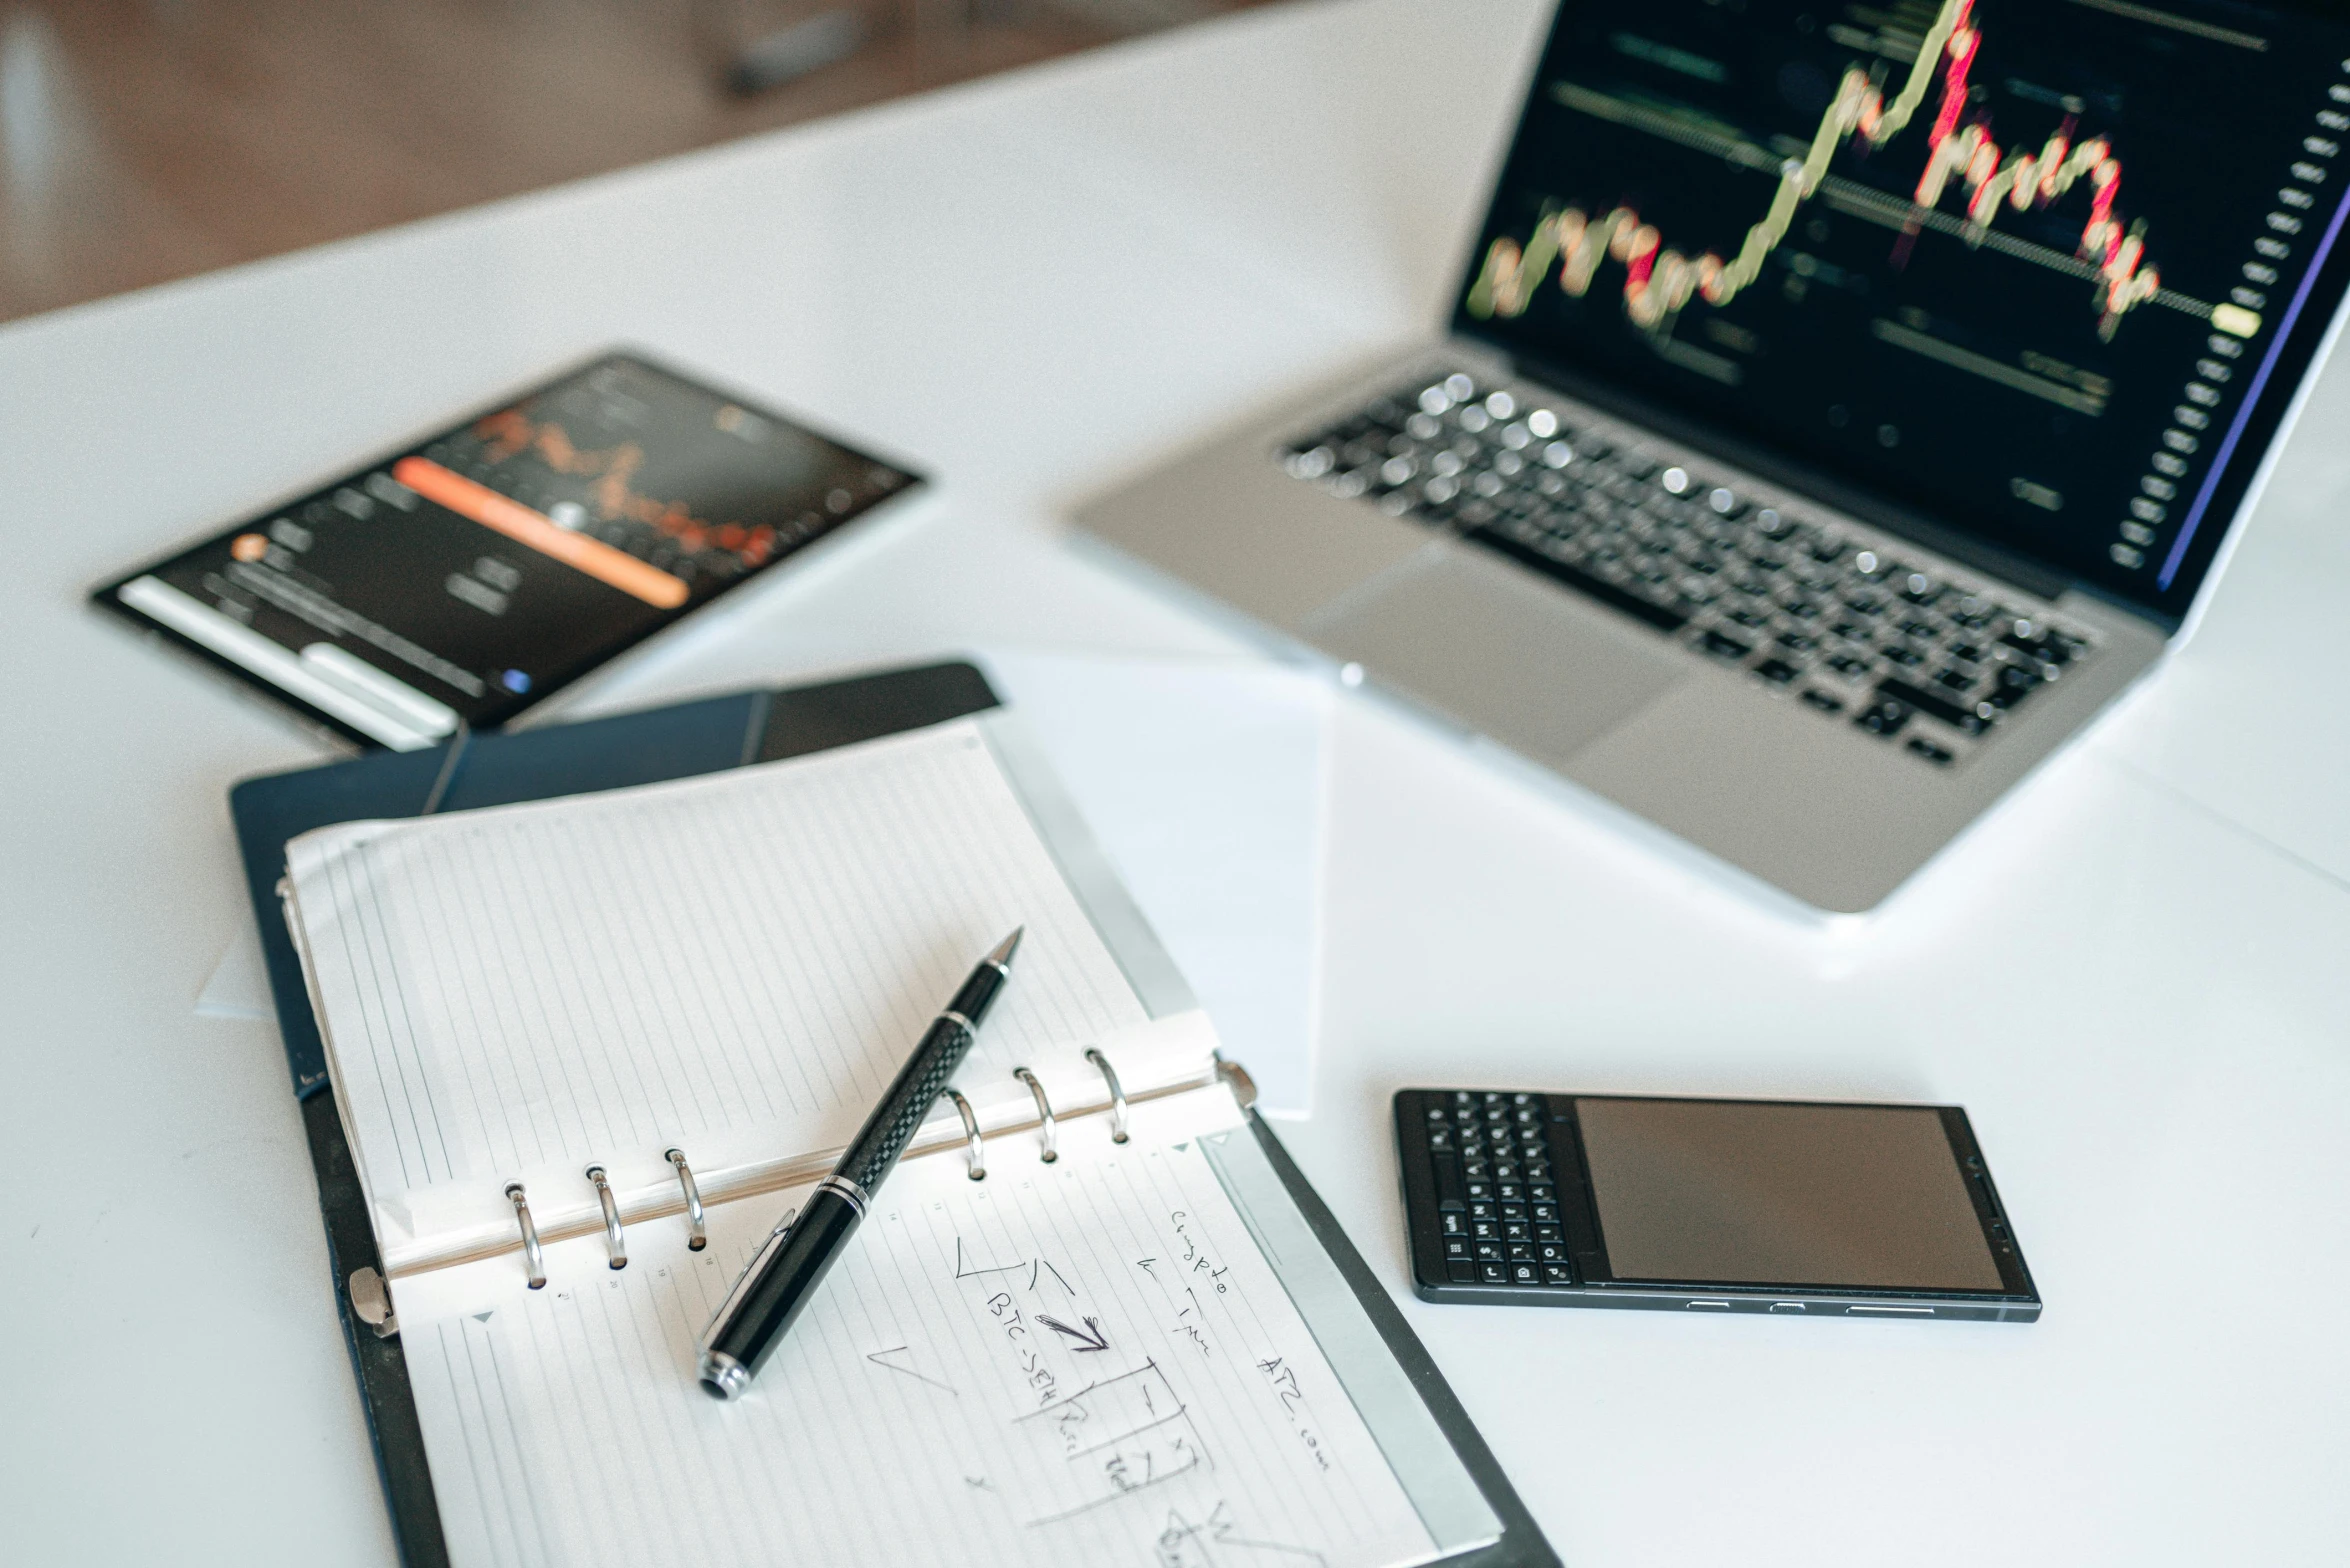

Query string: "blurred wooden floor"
[[0, 0, 1250, 325]]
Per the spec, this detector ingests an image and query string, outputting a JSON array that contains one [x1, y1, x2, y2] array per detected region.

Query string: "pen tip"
[[989, 926, 1024, 967]]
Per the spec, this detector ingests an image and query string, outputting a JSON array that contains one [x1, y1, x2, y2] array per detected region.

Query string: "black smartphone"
[[92, 350, 921, 749], [1395, 1089, 2040, 1321]]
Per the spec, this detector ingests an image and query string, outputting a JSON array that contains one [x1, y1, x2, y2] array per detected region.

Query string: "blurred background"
[[0, 0, 1265, 325]]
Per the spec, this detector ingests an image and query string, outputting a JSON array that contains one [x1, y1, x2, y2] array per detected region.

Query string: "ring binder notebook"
[[233, 663, 1555, 1568], [487, 1065, 1154, 1287]]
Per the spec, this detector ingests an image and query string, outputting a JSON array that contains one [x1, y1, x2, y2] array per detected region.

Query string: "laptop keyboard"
[[1281, 371, 2094, 767]]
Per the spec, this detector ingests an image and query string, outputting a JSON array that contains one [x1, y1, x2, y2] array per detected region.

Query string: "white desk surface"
[[3, 1, 2346, 1562]]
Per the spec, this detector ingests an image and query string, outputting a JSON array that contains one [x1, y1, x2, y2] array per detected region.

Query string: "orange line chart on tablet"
[[1467, 0, 2177, 341], [473, 408, 783, 569], [391, 457, 690, 608]]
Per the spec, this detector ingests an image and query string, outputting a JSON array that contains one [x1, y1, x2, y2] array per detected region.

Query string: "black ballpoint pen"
[[697, 926, 1023, 1399]]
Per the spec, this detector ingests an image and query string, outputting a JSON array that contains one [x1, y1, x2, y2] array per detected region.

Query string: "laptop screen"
[[1453, 0, 2350, 621]]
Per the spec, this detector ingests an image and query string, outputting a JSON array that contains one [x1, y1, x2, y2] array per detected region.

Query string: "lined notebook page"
[[401, 1097, 1442, 1568], [285, 720, 1156, 1255]]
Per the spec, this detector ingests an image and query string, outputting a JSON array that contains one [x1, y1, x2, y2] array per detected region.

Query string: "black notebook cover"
[[227, 659, 1555, 1568]]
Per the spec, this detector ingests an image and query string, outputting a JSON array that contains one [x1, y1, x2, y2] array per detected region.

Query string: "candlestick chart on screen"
[[1468, 0, 2192, 341], [1452, 0, 2350, 599]]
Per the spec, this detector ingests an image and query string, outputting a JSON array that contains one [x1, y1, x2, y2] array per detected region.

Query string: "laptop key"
[[1854, 697, 1912, 737], [1876, 675, 1991, 735], [1950, 596, 2001, 628], [1699, 629, 1752, 661], [1466, 527, 1692, 633], [1907, 737, 1957, 765], [1984, 663, 2042, 711], [2002, 622, 2076, 664]]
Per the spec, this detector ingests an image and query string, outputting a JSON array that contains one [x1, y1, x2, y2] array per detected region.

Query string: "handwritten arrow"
[[1036, 1313, 1109, 1353]]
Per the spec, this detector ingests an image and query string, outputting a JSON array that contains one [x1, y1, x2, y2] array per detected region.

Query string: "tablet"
[[93, 351, 922, 748]]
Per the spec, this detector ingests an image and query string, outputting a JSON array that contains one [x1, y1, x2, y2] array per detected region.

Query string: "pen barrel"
[[703, 1189, 862, 1385], [698, 946, 1013, 1398], [837, 1013, 978, 1192], [947, 959, 1008, 1025]]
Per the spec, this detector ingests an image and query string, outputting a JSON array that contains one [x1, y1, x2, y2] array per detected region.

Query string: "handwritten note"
[[402, 1120, 1440, 1568]]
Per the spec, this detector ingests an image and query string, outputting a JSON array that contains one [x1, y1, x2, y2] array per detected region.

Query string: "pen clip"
[[699, 1207, 796, 1352]]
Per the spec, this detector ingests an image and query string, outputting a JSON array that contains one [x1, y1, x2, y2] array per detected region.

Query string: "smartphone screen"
[[1569, 1096, 2006, 1292], [94, 352, 920, 748]]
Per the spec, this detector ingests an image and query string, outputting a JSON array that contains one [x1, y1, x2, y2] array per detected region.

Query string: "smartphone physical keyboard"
[[1282, 371, 2095, 769], [1410, 1090, 1577, 1287]]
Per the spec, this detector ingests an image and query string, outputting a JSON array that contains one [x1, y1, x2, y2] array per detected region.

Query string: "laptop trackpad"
[[1305, 544, 1689, 766]]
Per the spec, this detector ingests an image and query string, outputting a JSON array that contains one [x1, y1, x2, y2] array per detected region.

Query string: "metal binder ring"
[[942, 1088, 986, 1180], [1013, 1067, 1058, 1163], [1085, 1048, 1130, 1144], [665, 1149, 707, 1251], [505, 1183, 547, 1289], [586, 1166, 627, 1270]]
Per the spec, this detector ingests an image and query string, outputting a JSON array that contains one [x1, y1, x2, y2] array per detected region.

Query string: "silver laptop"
[[1076, 0, 2350, 911]]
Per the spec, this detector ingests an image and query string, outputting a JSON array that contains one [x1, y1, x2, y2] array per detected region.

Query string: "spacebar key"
[[1466, 528, 1691, 633]]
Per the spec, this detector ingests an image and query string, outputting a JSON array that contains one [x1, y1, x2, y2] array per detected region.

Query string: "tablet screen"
[[97, 353, 919, 748]]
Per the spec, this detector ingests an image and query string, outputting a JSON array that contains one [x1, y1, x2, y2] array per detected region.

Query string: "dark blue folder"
[[228, 659, 1553, 1568]]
